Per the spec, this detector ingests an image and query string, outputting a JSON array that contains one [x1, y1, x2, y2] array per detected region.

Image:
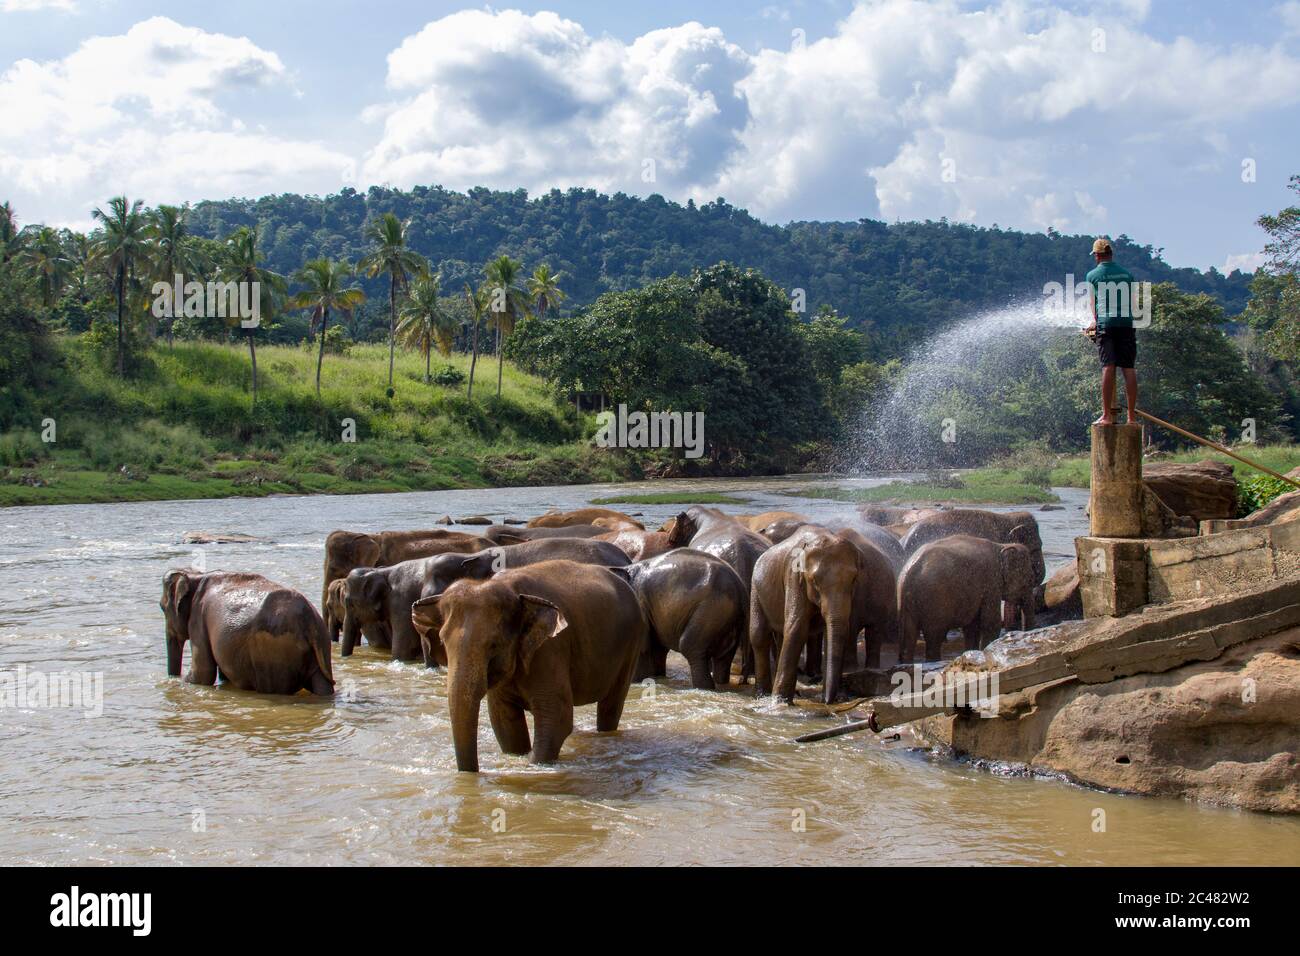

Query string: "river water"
[[3, 477, 1299, 865]]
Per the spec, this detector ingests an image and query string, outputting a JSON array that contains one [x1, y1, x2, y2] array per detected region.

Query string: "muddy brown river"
[[3, 477, 1299, 865]]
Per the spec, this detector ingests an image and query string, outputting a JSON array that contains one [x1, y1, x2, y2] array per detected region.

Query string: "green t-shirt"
[[1086, 260, 1137, 329]]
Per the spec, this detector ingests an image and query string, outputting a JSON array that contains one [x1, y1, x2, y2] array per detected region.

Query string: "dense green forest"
[[2, 176, 1298, 505], [186, 185, 1254, 355]]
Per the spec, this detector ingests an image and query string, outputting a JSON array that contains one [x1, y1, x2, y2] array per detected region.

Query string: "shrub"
[[432, 364, 466, 387], [1237, 473, 1295, 517], [0, 430, 49, 467]]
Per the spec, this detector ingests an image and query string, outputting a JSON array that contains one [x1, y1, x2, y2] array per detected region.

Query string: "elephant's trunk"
[[166, 635, 182, 677], [448, 669, 487, 773], [341, 612, 359, 657], [822, 617, 848, 704]]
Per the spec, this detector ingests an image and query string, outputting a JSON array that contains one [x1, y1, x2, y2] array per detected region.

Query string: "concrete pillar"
[[1089, 423, 1144, 537]]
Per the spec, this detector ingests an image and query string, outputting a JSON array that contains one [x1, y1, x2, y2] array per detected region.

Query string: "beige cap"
[[1092, 237, 1113, 255]]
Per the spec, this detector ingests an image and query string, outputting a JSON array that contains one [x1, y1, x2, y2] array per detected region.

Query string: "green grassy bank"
[[0, 338, 637, 507]]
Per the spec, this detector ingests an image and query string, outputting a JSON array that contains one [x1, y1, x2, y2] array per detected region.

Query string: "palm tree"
[[148, 204, 207, 345], [482, 255, 530, 397], [290, 259, 365, 398], [463, 282, 489, 401], [62, 230, 94, 304], [397, 273, 458, 384], [91, 196, 150, 375], [18, 226, 72, 308], [0, 201, 21, 263], [220, 226, 286, 406], [527, 264, 566, 318], [359, 213, 427, 392]]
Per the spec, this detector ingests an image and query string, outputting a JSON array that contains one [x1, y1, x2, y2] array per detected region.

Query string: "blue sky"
[[2, 0, 1299, 272]]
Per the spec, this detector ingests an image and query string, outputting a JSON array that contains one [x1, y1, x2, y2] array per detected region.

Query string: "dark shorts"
[[1096, 327, 1137, 369]]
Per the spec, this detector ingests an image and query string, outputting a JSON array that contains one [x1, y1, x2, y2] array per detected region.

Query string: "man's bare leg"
[[1097, 365, 1116, 424], [1122, 368, 1138, 424]]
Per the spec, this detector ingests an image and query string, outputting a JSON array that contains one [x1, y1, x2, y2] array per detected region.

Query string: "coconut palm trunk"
[[387, 277, 397, 389], [468, 315, 481, 400], [115, 266, 126, 375], [247, 331, 259, 406], [496, 322, 503, 397], [316, 307, 330, 398]]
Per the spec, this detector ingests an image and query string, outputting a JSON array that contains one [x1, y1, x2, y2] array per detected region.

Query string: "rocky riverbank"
[[912, 577, 1300, 813]]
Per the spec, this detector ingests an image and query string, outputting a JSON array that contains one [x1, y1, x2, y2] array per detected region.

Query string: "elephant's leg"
[[923, 626, 944, 662], [803, 623, 823, 682], [750, 599, 775, 696], [979, 601, 1002, 650], [864, 618, 887, 670], [962, 621, 980, 652], [631, 646, 656, 683], [774, 611, 810, 702], [679, 611, 720, 690], [487, 690, 531, 756], [531, 692, 574, 764], [596, 666, 633, 733], [650, 643, 669, 679], [186, 631, 219, 686], [898, 614, 919, 665]]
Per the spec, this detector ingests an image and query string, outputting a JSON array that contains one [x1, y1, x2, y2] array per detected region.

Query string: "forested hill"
[[187, 184, 1251, 356]]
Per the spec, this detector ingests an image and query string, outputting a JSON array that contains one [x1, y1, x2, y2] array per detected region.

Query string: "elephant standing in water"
[[161, 570, 333, 696], [901, 509, 1046, 596], [667, 506, 771, 678], [321, 528, 493, 619], [748, 527, 864, 703], [595, 528, 674, 561], [410, 560, 645, 772], [344, 537, 630, 665], [527, 508, 644, 530], [323, 578, 347, 642], [896, 535, 1037, 663], [482, 524, 605, 544], [618, 550, 747, 689]]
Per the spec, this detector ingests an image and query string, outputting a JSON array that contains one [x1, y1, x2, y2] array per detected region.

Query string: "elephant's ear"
[[999, 544, 1029, 583], [164, 569, 194, 614], [459, 553, 495, 576], [410, 595, 444, 640], [666, 512, 691, 546], [517, 594, 568, 673], [1008, 523, 1036, 547], [362, 570, 389, 606]]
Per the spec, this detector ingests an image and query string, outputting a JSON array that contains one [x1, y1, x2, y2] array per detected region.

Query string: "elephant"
[[321, 528, 492, 615], [616, 550, 747, 690], [595, 528, 674, 561], [482, 524, 605, 544], [344, 537, 632, 665], [756, 517, 810, 544], [740, 510, 809, 533], [820, 516, 906, 571], [527, 507, 644, 530], [896, 535, 1037, 664], [900, 508, 1046, 591], [748, 527, 864, 703], [410, 560, 646, 772], [666, 507, 771, 678], [161, 570, 333, 696], [834, 527, 901, 671], [858, 505, 942, 529], [324, 578, 348, 642]]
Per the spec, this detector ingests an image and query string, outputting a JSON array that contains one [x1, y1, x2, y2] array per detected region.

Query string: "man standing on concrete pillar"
[[1084, 237, 1138, 425]]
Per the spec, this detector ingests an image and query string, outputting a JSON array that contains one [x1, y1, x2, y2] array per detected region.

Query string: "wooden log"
[[1089, 422, 1144, 537]]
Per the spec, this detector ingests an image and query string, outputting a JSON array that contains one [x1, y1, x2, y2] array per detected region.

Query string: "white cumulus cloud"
[[0, 16, 352, 225]]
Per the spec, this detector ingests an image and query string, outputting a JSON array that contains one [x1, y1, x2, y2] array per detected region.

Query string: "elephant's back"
[[506, 537, 631, 568]]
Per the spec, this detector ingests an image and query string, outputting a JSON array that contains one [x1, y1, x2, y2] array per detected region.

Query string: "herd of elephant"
[[159, 503, 1045, 772]]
